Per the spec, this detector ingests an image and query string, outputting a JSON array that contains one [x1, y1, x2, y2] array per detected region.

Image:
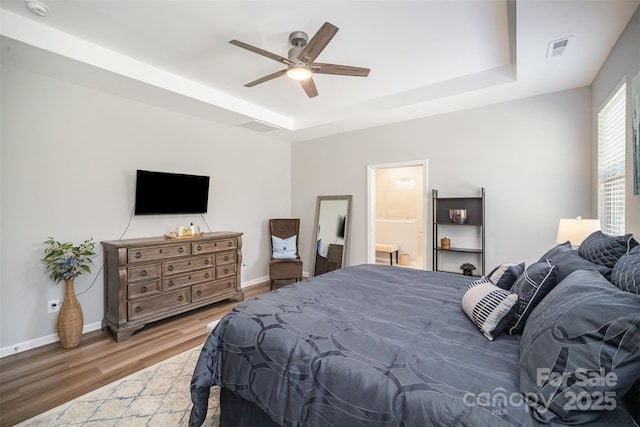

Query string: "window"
[[597, 83, 626, 235]]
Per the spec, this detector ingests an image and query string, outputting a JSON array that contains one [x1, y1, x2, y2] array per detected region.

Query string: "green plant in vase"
[[460, 263, 476, 276], [42, 237, 96, 348]]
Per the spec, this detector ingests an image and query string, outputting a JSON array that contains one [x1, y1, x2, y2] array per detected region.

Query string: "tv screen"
[[338, 215, 346, 239], [134, 170, 210, 215]]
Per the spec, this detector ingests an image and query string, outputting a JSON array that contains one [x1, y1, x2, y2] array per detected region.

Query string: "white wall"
[[292, 88, 593, 272], [0, 64, 291, 352], [591, 7, 640, 237]]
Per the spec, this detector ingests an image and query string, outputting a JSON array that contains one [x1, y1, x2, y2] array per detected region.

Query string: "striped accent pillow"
[[461, 277, 519, 341]]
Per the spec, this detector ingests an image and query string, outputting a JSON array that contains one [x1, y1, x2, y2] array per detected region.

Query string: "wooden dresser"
[[101, 232, 244, 342]]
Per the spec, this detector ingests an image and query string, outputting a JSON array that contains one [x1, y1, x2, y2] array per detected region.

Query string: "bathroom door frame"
[[367, 159, 428, 269]]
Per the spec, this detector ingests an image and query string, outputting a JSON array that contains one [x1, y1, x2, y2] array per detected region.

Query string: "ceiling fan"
[[229, 22, 370, 98]]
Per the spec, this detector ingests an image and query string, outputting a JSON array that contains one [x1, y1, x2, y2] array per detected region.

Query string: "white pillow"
[[272, 235, 297, 259], [461, 277, 519, 341]]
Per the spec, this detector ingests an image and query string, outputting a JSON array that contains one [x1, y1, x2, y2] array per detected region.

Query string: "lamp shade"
[[556, 217, 601, 246]]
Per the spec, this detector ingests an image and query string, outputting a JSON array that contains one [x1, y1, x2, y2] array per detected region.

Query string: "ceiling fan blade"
[[312, 63, 370, 77], [296, 22, 338, 64], [230, 39, 292, 65], [299, 78, 318, 98], [244, 69, 288, 87]]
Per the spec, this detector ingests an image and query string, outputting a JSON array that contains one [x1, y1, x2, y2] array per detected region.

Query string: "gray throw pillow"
[[578, 231, 638, 271], [507, 260, 557, 335], [610, 245, 640, 295], [541, 243, 610, 282], [487, 262, 525, 290], [519, 270, 640, 424], [538, 241, 572, 261]]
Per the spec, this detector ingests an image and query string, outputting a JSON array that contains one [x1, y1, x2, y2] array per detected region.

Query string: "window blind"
[[597, 83, 626, 235]]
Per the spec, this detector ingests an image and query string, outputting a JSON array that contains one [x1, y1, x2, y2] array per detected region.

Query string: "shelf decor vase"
[[57, 279, 84, 348], [449, 209, 467, 224]]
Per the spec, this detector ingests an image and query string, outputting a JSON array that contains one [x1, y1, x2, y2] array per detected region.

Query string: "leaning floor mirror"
[[311, 195, 352, 276]]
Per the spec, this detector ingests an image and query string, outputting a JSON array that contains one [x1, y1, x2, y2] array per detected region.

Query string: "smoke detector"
[[547, 36, 573, 58], [25, 0, 49, 17]]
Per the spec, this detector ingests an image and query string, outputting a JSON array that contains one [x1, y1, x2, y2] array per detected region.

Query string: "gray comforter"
[[189, 264, 634, 426]]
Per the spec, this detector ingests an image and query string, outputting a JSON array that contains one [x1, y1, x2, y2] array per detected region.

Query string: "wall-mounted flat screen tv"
[[134, 169, 210, 215]]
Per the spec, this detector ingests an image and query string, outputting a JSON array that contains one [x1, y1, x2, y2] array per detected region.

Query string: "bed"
[[190, 234, 640, 427]]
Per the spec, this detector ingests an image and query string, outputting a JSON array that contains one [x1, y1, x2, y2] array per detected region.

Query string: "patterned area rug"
[[17, 346, 220, 426]]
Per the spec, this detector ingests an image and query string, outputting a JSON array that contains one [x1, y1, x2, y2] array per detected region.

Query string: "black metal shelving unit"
[[432, 188, 485, 275]]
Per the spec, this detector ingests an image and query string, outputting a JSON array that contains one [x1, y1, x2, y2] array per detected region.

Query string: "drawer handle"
[[179, 247, 184, 253], [188, 275, 192, 280], [224, 268, 229, 274], [228, 241, 233, 247], [196, 245, 202, 251], [159, 249, 163, 254], [168, 265, 174, 271], [227, 282, 233, 288], [178, 295, 184, 301], [205, 273, 210, 278], [135, 306, 142, 313], [168, 280, 174, 287], [141, 286, 147, 293], [196, 291, 202, 297], [140, 270, 147, 277], [188, 261, 191, 266], [135, 252, 142, 259], [224, 255, 229, 261], [204, 259, 210, 265]]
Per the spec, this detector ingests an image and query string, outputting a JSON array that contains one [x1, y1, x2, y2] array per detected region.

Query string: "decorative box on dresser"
[[102, 232, 244, 342]]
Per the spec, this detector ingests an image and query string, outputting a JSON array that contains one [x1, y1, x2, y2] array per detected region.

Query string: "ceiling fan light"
[[287, 66, 312, 81]]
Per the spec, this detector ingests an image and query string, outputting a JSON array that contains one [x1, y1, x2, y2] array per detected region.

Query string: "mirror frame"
[[310, 195, 352, 277]]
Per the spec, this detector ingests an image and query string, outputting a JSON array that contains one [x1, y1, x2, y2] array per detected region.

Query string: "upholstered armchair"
[[269, 218, 303, 290]]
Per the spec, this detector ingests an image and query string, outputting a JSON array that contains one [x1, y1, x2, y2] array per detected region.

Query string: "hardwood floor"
[[0, 282, 271, 426]]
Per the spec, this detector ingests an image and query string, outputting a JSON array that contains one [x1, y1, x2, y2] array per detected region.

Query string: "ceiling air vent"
[[237, 120, 280, 133], [547, 36, 573, 58]]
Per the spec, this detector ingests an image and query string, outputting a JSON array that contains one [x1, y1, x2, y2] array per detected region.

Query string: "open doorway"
[[367, 160, 428, 269]]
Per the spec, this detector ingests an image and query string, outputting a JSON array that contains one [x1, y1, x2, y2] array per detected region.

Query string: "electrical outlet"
[[241, 262, 247, 271], [48, 299, 60, 314]]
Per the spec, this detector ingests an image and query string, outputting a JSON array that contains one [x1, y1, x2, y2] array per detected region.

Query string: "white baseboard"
[[1, 278, 273, 359], [0, 321, 103, 358], [240, 275, 269, 288]]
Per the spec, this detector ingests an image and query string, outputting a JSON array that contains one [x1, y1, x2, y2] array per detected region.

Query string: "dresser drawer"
[[127, 280, 161, 299], [215, 251, 236, 266], [163, 255, 213, 276], [192, 278, 236, 302], [128, 289, 190, 320], [192, 239, 237, 255], [128, 244, 190, 263], [216, 264, 236, 279], [163, 268, 215, 290], [128, 264, 161, 282]]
